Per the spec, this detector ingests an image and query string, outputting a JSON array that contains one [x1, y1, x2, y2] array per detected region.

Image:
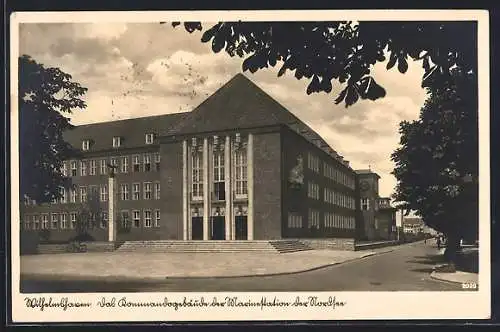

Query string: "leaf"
[[211, 35, 226, 53], [306, 75, 320, 95], [201, 25, 219, 43], [334, 87, 348, 105], [365, 77, 386, 100], [386, 52, 397, 70], [398, 57, 408, 74], [277, 64, 287, 77], [345, 86, 359, 107]]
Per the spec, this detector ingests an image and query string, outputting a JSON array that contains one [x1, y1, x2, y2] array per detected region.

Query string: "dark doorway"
[[235, 216, 248, 240], [211, 216, 225, 240], [191, 217, 203, 240]]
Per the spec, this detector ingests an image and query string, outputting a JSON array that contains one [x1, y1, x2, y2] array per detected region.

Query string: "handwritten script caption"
[[24, 296, 347, 312]]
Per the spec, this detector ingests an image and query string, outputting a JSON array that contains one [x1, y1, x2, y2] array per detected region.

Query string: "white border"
[[9, 10, 491, 322]]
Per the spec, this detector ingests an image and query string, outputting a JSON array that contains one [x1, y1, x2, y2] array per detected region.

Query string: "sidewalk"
[[21, 247, 395, 280], [430, 271, 478, 285], [430, 247, 479, 286]]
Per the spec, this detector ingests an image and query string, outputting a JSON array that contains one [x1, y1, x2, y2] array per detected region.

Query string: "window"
[[121, 156, 128, 173], [80, 186, 87, 203], [61, 162, 67, 176], [144, 210, 152, 228], [235, 149, 248, 197], [132, 183, 140, 200], [80, 160, 87, 176], [70, 186, 77, 203], [51, 213, 58, 229], [154, 182, 160, 200], [100, 159, 107, 175], [113, 136, 122, 148], [121, 183, 129, 201], [308, 182, 320, 200], [33, 215, 40, 230], [308, 153, 320, 173], [60, 213, 67, 229], [133, 155, 141, 172], [82, 139, 90, 151], [143, 182, 152, 200], [361, 198, 370, 210], [41, 214, 49, 229], [308, 209, 320, 229], [133, 210, 141, 228], [89, 160, 97, 175], [154, 153, 160, 171], [100, 184, 108, 202], [89, 185, 98, 201], [121, 211, 129, 228], [59, 187, 67, 203], [154, 210, 160, 227], [192, 153, 203, 200], [101, 212, 108, 228], [110, 157, 118, 173], [287, 212, 303, 228], [324, 212, 334, 228], [213, 152, 225, 201], [24, 214, 31, 230], [145, 133, 155, 144], [70, 212, 77, 229], [71, 161, 77, 176], [143, 154, 151, 172]]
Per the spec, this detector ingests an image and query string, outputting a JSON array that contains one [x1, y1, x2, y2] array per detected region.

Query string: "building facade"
[[20, 74, 393, 243]]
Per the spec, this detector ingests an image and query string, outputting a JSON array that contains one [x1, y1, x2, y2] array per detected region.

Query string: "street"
[[21, 241, 467, 292]]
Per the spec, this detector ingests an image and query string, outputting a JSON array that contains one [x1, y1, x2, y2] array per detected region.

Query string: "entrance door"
[[211, 216, 225, 240], [235, 216, 248, 240], [191, 217, 203, 240]]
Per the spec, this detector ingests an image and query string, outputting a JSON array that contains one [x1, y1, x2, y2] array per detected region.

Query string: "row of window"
[[23, 209, 161, 231], [287, 211, 355, 229], [82, 133, 156, 151], [324, 212, 355, 229], [323, 163, 356, 189], [324, 188, 356, 210], [48, 182, 160, 204], [62, 153, 161, 177], [190, 148, 248, 199], [307, 152, 356, 190]]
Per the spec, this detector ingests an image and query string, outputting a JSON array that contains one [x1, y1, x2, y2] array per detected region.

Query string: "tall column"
[[108, 175, 117, 242], [247, 133, 254, 240], [225, 136, 232, 241], [203, 137, 209, 240], [182, 140, 188, 240]]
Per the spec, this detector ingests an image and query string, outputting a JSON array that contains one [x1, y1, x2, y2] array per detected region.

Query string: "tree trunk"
[[444, 232, 461, 267]]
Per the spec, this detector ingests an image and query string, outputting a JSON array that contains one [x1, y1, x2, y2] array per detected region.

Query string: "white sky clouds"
[[19, 22, 428, 198]]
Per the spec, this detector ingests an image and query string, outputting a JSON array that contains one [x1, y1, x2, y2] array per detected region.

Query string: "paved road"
[[21, 241, 466, 292]]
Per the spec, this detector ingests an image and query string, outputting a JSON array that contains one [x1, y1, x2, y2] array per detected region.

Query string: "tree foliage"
[[19, 55, 87, 204], [391, 68, 478, 260], [172, 21, 476, 107]]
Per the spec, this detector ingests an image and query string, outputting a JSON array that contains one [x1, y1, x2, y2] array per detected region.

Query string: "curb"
[[22, 249, 395, 282], [429, 271, 462, 285]]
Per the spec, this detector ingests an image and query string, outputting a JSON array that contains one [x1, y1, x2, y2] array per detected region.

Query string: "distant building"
[[402, 217, 425, 234], [356, 170, 397, 241]]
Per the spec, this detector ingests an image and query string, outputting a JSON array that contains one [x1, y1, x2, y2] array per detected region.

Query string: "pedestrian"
[[437, 236, 441, 249]]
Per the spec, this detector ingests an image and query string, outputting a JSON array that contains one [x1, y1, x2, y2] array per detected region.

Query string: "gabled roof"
[[166, 73, 348, 165], [63, 112, 187, 151]]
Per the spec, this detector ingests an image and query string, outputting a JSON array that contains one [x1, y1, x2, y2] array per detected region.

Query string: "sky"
[[19, 22, 428, 199]]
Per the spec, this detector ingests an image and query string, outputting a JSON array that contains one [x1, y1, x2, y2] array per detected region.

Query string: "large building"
[[20, 74, 395, 245]]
